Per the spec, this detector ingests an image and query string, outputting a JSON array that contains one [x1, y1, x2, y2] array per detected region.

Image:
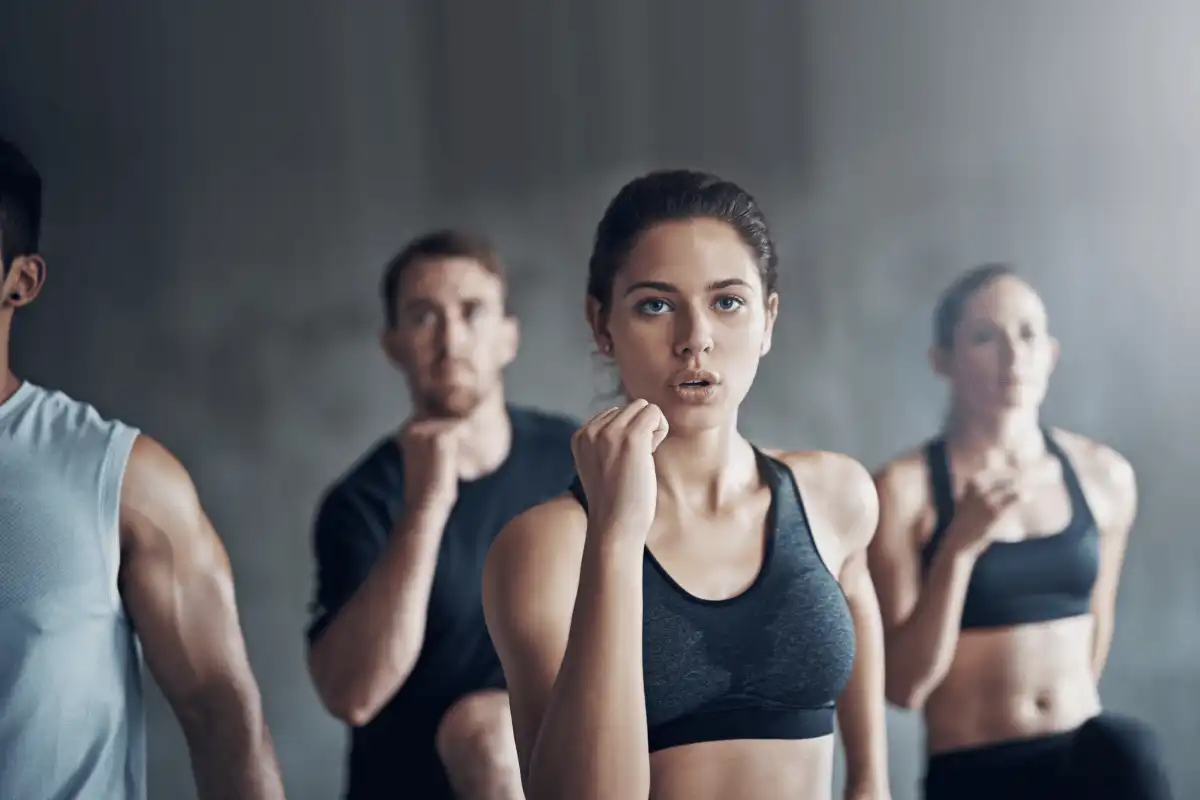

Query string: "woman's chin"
[[657, 400, 734, 435]]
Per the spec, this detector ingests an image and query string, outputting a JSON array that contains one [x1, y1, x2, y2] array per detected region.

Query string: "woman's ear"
[[761, 292, 780, 356], [585, 295, 612, 355]]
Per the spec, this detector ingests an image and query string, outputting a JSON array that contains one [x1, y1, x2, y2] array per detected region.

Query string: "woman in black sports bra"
[[868, 264, 1173, 799], [481, 170, 892, 800]]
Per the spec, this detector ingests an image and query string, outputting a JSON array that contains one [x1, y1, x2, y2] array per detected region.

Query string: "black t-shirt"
[[307, 405, 578, 800]]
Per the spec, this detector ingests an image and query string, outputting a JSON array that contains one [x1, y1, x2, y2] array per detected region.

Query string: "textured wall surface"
[[2, 1, 1197, 797]]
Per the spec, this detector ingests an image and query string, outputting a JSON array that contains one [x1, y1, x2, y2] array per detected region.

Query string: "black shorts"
[[347, 734, 453, 799], [923, 712, 1172, 800]]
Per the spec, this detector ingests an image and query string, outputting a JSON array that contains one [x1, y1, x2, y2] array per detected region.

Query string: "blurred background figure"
[[305, 231, 577, 799], [869, 264, 1172, 799], [1, 1, 1197, 798]]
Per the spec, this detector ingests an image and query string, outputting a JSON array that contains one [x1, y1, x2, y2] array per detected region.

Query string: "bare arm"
[[1086, 448, 1138, 680], [307, 497, 450, 726], [867, 458, 977, 709], [810, 455, 889, 797], [119, 436, 285, 800], [483, 499, 651, 800]]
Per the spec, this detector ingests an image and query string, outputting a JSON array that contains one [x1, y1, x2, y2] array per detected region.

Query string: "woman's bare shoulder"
[[873, 447, 934, 516], [481, 493, 590, 694], [768, 444, 934, 549], [768, 448, 879, 553], [1046, 428, 1137, 519], [769, 448, 871, 488], [1048, 428, 1134, 482], [485, 492, 590, 591]]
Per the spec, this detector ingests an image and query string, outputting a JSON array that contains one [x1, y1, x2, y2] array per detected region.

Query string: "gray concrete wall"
[[2, 1, 1197, 797]]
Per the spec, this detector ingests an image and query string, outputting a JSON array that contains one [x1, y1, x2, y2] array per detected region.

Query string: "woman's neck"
[[944, 404, 1045, 463], [652, 415, 759, 513]]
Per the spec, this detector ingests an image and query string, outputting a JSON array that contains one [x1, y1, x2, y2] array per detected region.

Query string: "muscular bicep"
[[118, 436, 260, 721], [866, 464, 927, 634], [481, 501, 583, 780]]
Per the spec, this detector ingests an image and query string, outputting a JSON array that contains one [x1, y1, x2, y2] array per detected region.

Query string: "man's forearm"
[[310, 503, 450, 723], [183, 687, 286, 800]]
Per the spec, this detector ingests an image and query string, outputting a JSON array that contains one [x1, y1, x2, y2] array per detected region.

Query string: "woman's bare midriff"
[[924, 614, 1101, 754], [648, 736, 836, 800]]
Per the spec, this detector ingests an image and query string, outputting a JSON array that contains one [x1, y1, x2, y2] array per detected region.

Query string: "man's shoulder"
[[509, 405, 580, 448], [506, 406, 579, 497], [11, 381, 140, 441], [317, 437, 403, 515], [4, 383, 141, 485]]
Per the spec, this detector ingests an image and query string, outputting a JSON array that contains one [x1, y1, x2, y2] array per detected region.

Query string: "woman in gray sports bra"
[[482, 170, 892, 800]]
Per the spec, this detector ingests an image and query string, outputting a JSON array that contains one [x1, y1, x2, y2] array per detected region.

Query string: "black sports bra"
[[921, 430, 1101, 630], [568, 448, 856, 752]]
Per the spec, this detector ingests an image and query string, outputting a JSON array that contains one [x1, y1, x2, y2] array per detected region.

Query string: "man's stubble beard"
[[416, 371, 504, 420], [421, 386, 482, 420]]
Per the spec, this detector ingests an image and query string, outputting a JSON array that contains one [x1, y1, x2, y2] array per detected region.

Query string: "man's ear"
[[1, 254, 46, 309], [380, 326, 406, 370], [498, 314, 520, 368]]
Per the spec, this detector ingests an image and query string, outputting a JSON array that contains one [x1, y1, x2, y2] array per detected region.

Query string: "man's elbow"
[[307, 646, 396, 728], [324, 694, 380, 729]]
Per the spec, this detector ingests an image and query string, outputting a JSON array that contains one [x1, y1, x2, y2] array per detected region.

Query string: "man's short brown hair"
[[380, 229, 508, 327]]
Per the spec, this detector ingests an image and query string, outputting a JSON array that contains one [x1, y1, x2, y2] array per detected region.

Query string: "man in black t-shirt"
[[306, 230, 577, 800]]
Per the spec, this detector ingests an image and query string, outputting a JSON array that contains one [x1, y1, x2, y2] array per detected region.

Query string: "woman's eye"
[[638, 298, 671, 315]]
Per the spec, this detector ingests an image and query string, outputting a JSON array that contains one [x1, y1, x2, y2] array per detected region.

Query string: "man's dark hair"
[[0, 138, 42, 274], [380, 229, 507, 327]]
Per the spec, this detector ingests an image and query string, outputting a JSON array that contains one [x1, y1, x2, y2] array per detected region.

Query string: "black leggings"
[[924, 713, 1173, 800]]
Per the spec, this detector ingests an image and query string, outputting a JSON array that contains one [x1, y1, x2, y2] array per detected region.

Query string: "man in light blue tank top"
[[0, 138, 287, 799]]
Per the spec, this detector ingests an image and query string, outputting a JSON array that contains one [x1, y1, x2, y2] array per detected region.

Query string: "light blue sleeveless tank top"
[[0, 381, 146, 800]]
